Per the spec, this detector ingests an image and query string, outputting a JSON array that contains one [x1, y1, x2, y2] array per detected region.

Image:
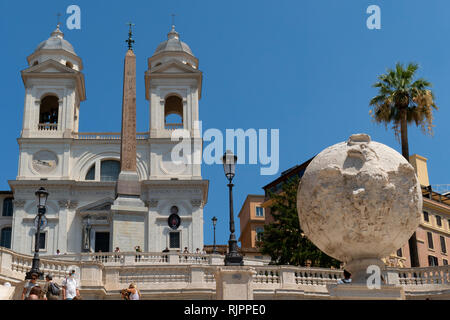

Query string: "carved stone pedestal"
[[214, 267, 255, 300], [111, 197, 147, 252]]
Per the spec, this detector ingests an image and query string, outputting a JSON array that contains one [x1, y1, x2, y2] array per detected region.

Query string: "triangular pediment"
[[77, 197, 115, 213], [22, 59, 77, 74], [152, 60, 200, 74]]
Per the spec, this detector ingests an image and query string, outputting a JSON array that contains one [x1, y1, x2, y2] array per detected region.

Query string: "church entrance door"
[[95, 232, 110, 252]]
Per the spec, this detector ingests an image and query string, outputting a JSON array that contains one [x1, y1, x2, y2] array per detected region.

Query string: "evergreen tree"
[[260, 177, 340, 268]]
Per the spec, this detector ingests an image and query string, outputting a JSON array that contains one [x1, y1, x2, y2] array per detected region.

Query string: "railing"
[[295, 268, 343, 285], [38, 123, 58, 131], [178, 253, 209, 264], [136, 132, 150, 140], [165, 123, 183, 130], [397, 266, 450, 285], [45, 251, 216, 266], [254, 267, 280, 284], [431, 184, 450, 194], [5, 248, 83, 281], [73, 132, 149, 140]]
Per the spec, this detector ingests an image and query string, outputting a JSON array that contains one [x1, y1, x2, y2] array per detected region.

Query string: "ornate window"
[[2, 198, 13, 217], [39, 95, 59, 130], [0, 227, 12, 248], [100, 160, 120, 181]]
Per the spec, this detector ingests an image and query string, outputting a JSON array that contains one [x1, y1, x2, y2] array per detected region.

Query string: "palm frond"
[[369, 62, 438, 139]]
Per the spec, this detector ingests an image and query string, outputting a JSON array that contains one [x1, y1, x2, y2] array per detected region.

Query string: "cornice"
[[21, 60, 86, 101], [142, 179, 209, 205], [145, 69, 202, 100], [419, 222, 450, 236], [17, 137, 150, 145], [8, 179, 209, 205], [148, 51, 199, 66], [26, 49, 83, 69], [17, 137, 74, 144], [8, 179, 116, 190], [424, 198, 450, 215]]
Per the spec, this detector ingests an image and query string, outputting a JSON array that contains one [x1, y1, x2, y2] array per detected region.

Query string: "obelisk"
[[111, 24, 147, 252]]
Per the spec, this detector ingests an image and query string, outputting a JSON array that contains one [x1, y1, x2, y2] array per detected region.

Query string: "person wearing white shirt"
[[62, 270, 80, 300], [127, 283, 140, 300]]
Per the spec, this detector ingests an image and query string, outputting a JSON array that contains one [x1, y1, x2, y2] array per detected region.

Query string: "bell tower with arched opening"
[[17, 24, 86, 181], [20, 24, 86, 139], [145, 25, 202, 180], [144, 25, 206, 252]]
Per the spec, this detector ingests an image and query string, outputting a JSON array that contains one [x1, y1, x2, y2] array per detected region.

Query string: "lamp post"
[[221, 150, 243, 266], [212, 216, 218, 254], [25, 187, 49, 280]]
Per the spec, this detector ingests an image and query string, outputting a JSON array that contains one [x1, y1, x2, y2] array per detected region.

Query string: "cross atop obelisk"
[[125, 22, 135, 50]]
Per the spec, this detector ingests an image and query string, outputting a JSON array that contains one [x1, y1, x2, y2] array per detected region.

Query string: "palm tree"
[[369, 62, 437, 161], [369, 62, 438, 267]]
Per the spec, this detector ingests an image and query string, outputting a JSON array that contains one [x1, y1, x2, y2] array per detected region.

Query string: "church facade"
[[1, 24, 208, 255]]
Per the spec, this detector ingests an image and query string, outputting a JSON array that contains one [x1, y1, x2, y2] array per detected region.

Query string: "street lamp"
[[26, 187, 49, 280], [221, 150, 243, 266], [212, 216, 218, 254]]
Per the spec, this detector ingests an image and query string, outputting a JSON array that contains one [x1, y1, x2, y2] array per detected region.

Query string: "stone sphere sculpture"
[[297, 134, 422, 282]]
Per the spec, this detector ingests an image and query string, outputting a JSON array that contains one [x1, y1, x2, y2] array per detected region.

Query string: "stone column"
[[57, 200, 69, 254], [191, 199, 203, 252]]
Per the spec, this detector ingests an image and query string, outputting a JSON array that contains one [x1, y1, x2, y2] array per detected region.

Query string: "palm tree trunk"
[[400, 107, 420, 267], [400, 107, 409, 161]]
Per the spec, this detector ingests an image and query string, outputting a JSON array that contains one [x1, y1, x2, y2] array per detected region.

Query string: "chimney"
[[409, 154, 430, 187]]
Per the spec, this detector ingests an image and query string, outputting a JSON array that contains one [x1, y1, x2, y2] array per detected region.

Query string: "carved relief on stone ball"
[[297, 133, 422, 263]]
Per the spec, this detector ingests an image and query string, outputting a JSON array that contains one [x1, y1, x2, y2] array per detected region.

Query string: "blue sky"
[[1, 0, 449, 247]]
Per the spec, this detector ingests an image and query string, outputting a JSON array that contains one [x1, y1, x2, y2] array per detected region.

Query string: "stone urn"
[[297, 134, 422, 283]]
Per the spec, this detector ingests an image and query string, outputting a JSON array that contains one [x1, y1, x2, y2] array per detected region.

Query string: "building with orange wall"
[[393, 155, 450, 268], [237, 194, 267, 259]]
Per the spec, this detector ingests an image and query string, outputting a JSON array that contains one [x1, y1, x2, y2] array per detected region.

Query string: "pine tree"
[[260, 177, 340, 268]]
